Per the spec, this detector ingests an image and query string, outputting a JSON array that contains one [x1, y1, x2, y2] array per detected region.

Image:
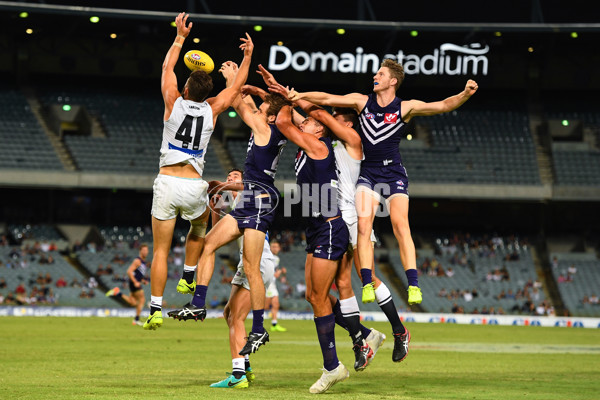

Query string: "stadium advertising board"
[[3, 307, 598, 328], [268, 43, 489, 76]]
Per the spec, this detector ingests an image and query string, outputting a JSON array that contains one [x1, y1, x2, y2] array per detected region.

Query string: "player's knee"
[[188, 219, 208, 238], [392, 220, 411, 238]]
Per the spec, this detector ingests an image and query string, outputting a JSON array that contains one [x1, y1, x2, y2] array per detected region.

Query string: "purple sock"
[[252, 309, 265, 333], [360, 268, 372, 285], [314, 313, 339, 371], [191, 285, 207, 308], [405, 269, 419, 287]]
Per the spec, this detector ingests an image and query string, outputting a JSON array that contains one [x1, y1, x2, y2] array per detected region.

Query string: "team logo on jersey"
[[384, 113, 398, 124], [365, 112, 375, 119]]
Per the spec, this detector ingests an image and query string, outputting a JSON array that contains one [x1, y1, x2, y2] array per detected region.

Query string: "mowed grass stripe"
[[1, 317, 599, 400]]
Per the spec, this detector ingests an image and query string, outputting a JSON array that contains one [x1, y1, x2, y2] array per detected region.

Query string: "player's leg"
[[388, 194, 421, 305], [178, 208, 210, 294], [333, 250, 373, 371], [211, 284, 250, 389], [308, 254, 349, 393], [238, 228, 269, 355], [170, 215, 242, 321], [269, 295, 286, 331], [355, 187, 379, 303], [145, 216, 176, 330], [132, 289, 145, 326]]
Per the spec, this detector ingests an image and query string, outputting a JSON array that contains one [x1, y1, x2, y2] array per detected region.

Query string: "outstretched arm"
[[402, 80, 479, 122], [161, 13, 192, 120], [207, 33, 254, 124], [276, 105, 328, 159], [287, 90, 368, 114]]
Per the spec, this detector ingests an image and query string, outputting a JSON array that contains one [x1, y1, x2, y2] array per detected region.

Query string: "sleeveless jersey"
[[332, 140, 362, 213], [358, 93, 408, 166], [230, 192, 275, 262], [243, 124, 287, 189], [160, 96, 214, 176], [132, 256, 148, 282], [294, 137, 340, 222]]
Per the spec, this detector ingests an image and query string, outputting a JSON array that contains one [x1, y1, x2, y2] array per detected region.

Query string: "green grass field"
[[1, 317, 599, 399]]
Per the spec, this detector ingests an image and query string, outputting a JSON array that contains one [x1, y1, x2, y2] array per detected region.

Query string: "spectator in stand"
[[296, 280, 306, 298], [567, 264, 577, 276], [551, 256, 559, 269], [438, 287, 447, 298], [15, 283, 26, 295], [70, 277, 82, 288], [445, 267, 455, 277], [4, 292, 17, 304], [96, 264, 105, 276], [55, 276, 67, 288], [589, 294, 599, 304], [0, 277, 7, 289]]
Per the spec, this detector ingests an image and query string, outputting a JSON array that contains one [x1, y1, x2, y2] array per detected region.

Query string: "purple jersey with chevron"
[[243, 124, 287, 189], [358, 93, 407, 166], [294, 137, 341, 223]]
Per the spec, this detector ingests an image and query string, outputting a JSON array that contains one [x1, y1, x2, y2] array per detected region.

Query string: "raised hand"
[[257, 64, 278, 87], [465, 79, 479, 96], [175, 12, 192, 38], [239, 32, 254, 57]]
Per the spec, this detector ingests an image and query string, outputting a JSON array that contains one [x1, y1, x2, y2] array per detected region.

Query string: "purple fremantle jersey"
[[294, 137, 340, 223], [243, 124, 287, 190], [358, 93, 408, 166]]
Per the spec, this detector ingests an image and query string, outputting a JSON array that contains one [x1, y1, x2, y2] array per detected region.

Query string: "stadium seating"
[[0, 89, 63, 170], [550, 252, 600, 317], [390, 233, 546, 314], [408, 109, 541, 185]]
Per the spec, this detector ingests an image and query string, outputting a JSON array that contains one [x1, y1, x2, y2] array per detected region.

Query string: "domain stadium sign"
[[268, 43, 489, 76]]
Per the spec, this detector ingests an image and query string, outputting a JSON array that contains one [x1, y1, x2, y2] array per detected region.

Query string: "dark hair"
[[332, 107, 359, 129], [264, 93, 292, 118], [186, 70, 213, 102], [228, 168, 244, 178], [381, 59, 405, 91]]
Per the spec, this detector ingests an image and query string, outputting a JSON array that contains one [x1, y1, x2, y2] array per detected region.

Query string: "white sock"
[[150, 295, 162, 309], [183, 264, 196, 272], [375, 282, 392, 306], [272, 319, 278, 326], [232, 358, 245, 375], [339, 296, 360, 317]]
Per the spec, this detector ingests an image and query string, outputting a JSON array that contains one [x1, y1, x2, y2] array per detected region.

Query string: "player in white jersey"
[[286, 60, 477, 310], [265, 240, 286, 332], [144, 12, 254, 330], [205, 169, 276, 389]]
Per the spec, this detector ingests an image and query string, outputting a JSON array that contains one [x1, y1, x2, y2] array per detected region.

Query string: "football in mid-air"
[[183, 50, 214, 73]]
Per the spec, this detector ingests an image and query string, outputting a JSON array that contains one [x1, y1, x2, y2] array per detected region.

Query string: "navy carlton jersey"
[[294, 137, 340, 221], [358, 93, 408, 165], [243, 124, 287, 189], [132, 257, 148, 282]]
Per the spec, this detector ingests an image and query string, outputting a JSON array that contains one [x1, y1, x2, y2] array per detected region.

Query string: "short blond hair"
[[381, 59, 405, 91]]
